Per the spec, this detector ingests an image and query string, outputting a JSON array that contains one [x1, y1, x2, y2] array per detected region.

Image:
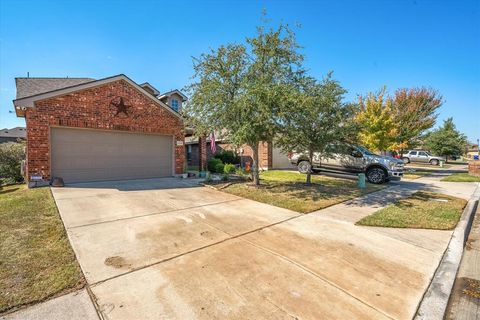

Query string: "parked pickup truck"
[[289, 144, 404, 184]]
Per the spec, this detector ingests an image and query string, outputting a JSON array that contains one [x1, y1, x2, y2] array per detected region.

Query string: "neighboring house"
[[0, 126, 26, 143], [184, 133, 294, 170], [13, 74, 185, 187], [466, 144, 479, 160]]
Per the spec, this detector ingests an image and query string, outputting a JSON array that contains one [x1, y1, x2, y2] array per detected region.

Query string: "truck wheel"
[[430, 159, 439, 166], [402, 157, 410, 164], [297, 161, 311, 174], [366, 167, 387, 184]]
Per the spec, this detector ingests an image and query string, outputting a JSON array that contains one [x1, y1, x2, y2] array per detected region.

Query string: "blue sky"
[[1, 0, 479, 141]]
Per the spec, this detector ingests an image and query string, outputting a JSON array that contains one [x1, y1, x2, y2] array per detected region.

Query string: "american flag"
[[210, 132, 216, 154]]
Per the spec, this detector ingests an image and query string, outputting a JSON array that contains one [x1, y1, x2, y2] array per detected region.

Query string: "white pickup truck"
[[289, 144, 404, 184]]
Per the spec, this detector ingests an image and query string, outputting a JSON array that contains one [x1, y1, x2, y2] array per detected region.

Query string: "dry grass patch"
[[215, 170, 385, 213], [0, 185, 84, 313], [357, 191, 467, 230], [441, 173, 480, 182]]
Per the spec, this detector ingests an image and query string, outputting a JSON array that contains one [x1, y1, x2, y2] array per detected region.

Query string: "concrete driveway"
[[51, 177, 475, 319]]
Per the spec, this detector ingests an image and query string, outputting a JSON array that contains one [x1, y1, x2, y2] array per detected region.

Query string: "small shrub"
[[0, 142, 25, 184], [214, 162, 225, 174], [235, 167, 252, 181], [207, 158, 223, 172], [223, 163, 236, 174], [214, 150, 239, 164], [221, 174, 229, 181], [235, 167, 246, 175]]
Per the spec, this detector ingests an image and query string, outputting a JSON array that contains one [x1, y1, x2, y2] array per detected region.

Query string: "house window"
[[171, 99, 179, 112]]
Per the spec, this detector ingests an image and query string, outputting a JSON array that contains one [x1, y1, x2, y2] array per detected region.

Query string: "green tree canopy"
[[424, 118, 467, 161], [0, 142, 25, 183], [184, 21, 305, 185], [275, 73, 354, 185]]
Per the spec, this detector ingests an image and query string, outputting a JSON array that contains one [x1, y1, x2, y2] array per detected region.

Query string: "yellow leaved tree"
[[355, 87, 399, 154]]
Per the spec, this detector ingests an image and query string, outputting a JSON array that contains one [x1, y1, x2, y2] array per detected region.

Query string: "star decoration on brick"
[[110, 97, 132, 117]]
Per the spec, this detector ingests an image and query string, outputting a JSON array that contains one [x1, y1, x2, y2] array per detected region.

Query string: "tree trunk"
[[251, 143, 260, 186], [306, 150, 313, 185]]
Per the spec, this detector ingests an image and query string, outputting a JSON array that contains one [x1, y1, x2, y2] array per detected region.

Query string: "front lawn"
[[0, 185, 84, 313], [356, 191, 466, 230], [403, 170, 432, 180], [214, 170, 385, 213], [441, 173, 480, 182]]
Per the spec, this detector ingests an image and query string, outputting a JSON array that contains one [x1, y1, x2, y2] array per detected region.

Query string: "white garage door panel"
[[272, 144, 295, 169], [51, 128, 173, 183]]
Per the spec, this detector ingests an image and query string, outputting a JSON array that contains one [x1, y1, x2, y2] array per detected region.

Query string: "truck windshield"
[[356, 146, 376, 156]]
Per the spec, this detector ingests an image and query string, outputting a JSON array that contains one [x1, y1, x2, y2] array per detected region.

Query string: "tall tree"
[[184, 21, 304, 185], [276, 73, 354, 185], [391, 87, 443, 152], [424, 118, 467, 162], [355, 87, 398, 153]]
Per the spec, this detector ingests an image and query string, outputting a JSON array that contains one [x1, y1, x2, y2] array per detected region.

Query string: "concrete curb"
[[414, 183, 480, 320]]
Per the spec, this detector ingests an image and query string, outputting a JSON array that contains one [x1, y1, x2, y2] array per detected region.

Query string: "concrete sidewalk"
[[1, 289, 98, 320]]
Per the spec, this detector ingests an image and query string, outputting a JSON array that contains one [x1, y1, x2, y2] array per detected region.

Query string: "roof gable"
[[139, 82, 160, 96], [158, 89, 188, 102], [13, 74, 182, 120]]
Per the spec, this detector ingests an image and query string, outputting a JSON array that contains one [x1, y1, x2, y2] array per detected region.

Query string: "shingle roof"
[[15, 77, 95, 99], [0, 127, 27, 138]]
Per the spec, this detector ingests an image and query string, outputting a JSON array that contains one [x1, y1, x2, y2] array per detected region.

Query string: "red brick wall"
[[469, 161, 480, 177], [25, 79, 184, 183], [217, 141, 272, 170], [199, 136, 207, 171]]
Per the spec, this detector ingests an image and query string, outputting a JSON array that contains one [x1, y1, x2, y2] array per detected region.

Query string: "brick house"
[[13, 74, 185, 187], [185, 134, 294, 171]]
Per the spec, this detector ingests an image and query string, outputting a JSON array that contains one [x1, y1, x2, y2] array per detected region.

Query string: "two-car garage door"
[[51, 127, 173, 183]]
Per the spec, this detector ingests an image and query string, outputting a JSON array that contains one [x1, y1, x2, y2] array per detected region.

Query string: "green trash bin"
[[358, 173, 366, 189]]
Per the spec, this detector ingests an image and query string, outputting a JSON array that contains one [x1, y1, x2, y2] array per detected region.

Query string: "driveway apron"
[[51, 177, 479, 319]]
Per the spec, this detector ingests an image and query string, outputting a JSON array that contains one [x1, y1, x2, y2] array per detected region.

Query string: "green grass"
[[441, 173, 480, 182], [356, 191, 467, 230], [216, 170, 385, 213], [0, 185, 84, 313]]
